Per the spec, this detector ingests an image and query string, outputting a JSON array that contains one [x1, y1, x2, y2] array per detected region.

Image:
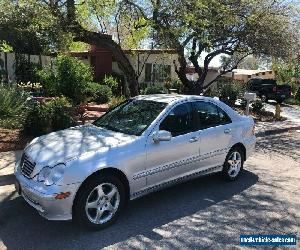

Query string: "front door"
[[145, 102, 200, 187]]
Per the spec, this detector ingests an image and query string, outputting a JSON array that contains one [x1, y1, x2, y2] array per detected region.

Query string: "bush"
[[102, 75, 119, 96], [86, 83, 112, 104], [37, 69, 58, 96], [15, 54, 41, 83], [38, 56, 93, 104], [0, 85, 29, 118], [285, 97, 300, 105], [165, 79, 183, 93], [109, 96, 126, 109], [218, 81, 245, 106], [204, 87, 220, 98], [296, 87, 300, 101], [143, 85, 168, 95], [23, 97, 75, 136], [251, 100, 265, 113]]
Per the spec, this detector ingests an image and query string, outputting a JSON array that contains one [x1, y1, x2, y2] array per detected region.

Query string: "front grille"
[[20, 154, 36, 178]]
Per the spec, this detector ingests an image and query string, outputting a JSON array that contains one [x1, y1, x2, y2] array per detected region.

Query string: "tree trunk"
[[73, 29, 139, 97]]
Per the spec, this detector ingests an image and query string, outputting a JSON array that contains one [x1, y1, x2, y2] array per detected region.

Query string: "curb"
[[256, 126, 300, 137]]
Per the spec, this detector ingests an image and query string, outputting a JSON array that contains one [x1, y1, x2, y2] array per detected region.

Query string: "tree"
[[43, 0, 148, 96], [0, 0, 71, 54], [126, 0, 296, 94], [0, 0, 148, 96]]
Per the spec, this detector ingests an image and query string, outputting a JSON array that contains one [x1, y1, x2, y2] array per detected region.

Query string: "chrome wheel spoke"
[[107, 187, 117, 201], [232, 152, 237, 160], [87, 200, 98, 209], [105, 202, 115, 213], [96, 185, 105, 199], [95, 208, 104, 222]]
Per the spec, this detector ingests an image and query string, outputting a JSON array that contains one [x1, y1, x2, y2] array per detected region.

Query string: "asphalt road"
[[0, 132, 299, 250]]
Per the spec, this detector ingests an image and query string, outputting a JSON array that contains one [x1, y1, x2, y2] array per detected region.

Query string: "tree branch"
[[203, 53, 251, 91]]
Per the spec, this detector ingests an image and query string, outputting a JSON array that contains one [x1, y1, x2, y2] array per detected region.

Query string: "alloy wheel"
[[85, 183, 120, 224], [227, 151, 242, 178]]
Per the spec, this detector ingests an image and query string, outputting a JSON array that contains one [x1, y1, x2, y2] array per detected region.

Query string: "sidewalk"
[[0, 151, 22, 194]]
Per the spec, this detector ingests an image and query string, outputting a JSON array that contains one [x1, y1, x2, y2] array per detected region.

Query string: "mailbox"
[[244, 92, 257, 101]]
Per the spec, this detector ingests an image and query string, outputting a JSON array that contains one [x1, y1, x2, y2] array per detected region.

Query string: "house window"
[[262, 72, 266, 75], [145, 63, 171, 82]]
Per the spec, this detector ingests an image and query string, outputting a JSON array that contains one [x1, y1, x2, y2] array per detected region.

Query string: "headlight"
[[38, 163, 66, 186]]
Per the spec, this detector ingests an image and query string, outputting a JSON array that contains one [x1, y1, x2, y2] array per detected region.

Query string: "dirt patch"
[[0, 128, 33, 152]]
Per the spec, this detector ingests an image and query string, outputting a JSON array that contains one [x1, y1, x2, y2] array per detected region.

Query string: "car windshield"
[[93, 99, 167, 136]]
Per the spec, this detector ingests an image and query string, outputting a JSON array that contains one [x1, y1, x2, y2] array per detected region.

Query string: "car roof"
[[134, 94, 207, 104]]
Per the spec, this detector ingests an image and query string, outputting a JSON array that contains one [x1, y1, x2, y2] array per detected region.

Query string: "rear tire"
[[222, 147, 244, 181], [73, 174, 126, 230]]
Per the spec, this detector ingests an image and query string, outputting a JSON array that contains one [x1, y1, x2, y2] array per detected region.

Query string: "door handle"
[[224, 128, 231, 134], [189, 137, 199, 143]]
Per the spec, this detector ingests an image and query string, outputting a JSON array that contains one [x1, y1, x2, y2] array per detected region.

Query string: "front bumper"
[[15, 168, 80, 221]]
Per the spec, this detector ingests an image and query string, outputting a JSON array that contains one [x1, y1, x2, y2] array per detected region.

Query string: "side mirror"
[[152, 130, 172, 143]]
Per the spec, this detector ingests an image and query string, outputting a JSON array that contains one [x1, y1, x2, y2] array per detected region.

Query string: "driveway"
[[0, 132, 299, 249], [265, 101, 300, 124]]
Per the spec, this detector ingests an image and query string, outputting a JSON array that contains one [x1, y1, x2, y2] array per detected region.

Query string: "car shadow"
[[0, 169, 258, 250]]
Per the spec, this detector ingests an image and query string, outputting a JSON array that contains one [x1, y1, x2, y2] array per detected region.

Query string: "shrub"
[[165, 79, 183, 93], [296, 87, 300, 101], [0, 85, 29, 118], [37, 56, 93, 104], [218, 81, 244, 106], [37, 69, 58, 96], [15, 54, 41, 83], [204, 87, 220, 98], [109, 96, 126, 109], [86, 83, 112, 104], [251, 100, 265, 113], [102, 75, 119, 96], [139, 82, 148, 93], [56, 56, 93, 104], [284, 97, 300, 105], [23, 97, 75, 136], [143, 85, 168, 95]]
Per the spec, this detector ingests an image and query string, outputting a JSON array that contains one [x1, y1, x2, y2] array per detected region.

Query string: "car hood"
[[24, 124, 137, 167]]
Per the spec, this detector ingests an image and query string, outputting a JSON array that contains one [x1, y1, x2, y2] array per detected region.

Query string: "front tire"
[[73, 174, 126, 230], [222, 147, 244, 181]]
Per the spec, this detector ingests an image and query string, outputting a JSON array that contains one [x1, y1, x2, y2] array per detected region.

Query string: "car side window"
[[218, 106, 232, 124], [193, 102, 231, 129], [159, 103, 193, 137]]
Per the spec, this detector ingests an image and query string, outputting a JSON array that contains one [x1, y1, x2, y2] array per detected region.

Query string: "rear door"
[[192, 101, 233, 170]]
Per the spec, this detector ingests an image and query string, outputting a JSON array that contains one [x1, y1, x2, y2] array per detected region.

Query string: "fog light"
[[55, 192, 71, 200]]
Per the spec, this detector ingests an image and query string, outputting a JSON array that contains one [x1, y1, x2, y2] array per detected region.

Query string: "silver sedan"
[[14, 94, 256, 230]]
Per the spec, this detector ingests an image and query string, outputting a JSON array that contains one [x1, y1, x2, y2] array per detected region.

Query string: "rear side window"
[[160, 103, 193, 136], [193, 102, 231, 130]]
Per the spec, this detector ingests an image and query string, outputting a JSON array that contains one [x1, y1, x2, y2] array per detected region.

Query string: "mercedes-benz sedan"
[[15, 94, 256, 230]]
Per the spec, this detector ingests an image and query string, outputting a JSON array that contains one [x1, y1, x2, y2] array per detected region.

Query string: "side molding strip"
[[131, 165, 223, 199]]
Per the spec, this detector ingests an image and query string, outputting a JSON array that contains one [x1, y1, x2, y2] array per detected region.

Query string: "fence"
[[0, 52, 54, 83]]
